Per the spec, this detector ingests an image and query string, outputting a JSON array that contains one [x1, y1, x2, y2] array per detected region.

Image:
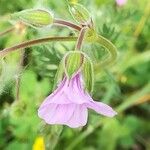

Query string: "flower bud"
[[82, 56, 94, 93], [54, 51, 94, 93], [11, 9, 53, 28], [64, 51, 84, 78], [69, 3, 91, 24]]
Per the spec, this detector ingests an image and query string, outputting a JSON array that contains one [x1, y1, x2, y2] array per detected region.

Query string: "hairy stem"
[[75, 27, 87, 50], [54, 19, 81, 31], [0, 36, 77, 57], [0, 27, 15, 37], [15, 50, 24, 101], [0, 14, 11, 22]]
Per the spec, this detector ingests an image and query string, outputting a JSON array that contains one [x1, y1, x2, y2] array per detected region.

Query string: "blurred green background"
[[0, 0, 150, 150]]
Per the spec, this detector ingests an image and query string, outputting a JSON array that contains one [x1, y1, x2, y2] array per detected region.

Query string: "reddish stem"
[[0, 27, 15, 37], [54, 19, 81, 31], [75, 27, 87, 50], [0, 36, 77, 57]]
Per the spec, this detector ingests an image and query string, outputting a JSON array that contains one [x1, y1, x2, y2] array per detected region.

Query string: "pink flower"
[[116, 0, 127, 6], [38, 73, 117, 128]]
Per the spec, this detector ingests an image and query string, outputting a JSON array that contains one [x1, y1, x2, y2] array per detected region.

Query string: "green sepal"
[[82, 56, 94, 93], [64, 51, 84, 78], [53, 60, 64, 90], [69, 3, 91, 24], [11, 9, 53, 28]]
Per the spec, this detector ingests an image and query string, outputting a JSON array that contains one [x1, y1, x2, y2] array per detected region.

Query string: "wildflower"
[[38, 52, 117, 128], [32, 136, 45, 150], [116, 0, 127, 6]]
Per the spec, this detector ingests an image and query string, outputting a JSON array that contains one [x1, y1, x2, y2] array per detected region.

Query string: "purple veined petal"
[[64, 74, 90, 104], [38, 71, 117, 129], [41, 73, 89, 106], [38, 104, 58, 119], [41, 78, 66, 103], [38, 104, 75, 125], [86, 101, 117, 117], [39, 77, 72, 107], [38, 104, 88, 128], [67, 104, 88, 128], [39, 91, 71, 108], [39, 73, 89, 106], [49, 76, 71, 99], [51, 77, 67, 97]]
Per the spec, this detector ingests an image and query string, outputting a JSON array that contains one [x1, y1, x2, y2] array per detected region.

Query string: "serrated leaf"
[[32, 45, 61, 80]]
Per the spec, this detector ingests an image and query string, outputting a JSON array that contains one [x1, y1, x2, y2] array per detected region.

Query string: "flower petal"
[[64, 74, 89, 104], [39, 78, 72, 106], [38, 104, 88, 128], [86, 101, 117, 117], [39, 74, 89, 106], [38, 104, 74, 124], [67, 104, 88, 128]]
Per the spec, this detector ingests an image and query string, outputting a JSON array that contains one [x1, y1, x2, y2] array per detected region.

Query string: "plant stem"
[[134, 2, 150, 37], [0, 14, 11, 22], [75, 27, 87, 50], [95, 34, 118, 67], [0, 27, 15, 37], [54, 19, 81, 31], [15, 50, 24, 101], [0, 36, 77, 57]]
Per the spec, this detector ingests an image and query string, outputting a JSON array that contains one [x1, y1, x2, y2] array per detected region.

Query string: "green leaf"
[[69, 3, 91, 24], [64, 51, 84, 78], [11, 9, 53, 28], [82, 56, 94, 93]]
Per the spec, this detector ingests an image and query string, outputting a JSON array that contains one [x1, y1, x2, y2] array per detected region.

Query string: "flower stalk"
[[95, 34, 118, 67], [75, 27, 87, 50], [54, 18, 81, 31], [15, 50, 25, 101], [0, 36, 77, 57], [0, 27, 15, 37]]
